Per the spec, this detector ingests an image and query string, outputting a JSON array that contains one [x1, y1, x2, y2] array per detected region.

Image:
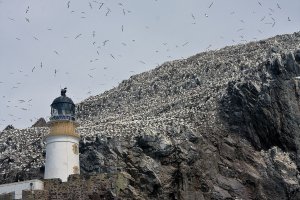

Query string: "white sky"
[[0, 0, 299, 130]]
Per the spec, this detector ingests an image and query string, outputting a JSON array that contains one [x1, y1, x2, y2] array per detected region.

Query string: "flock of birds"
[[0, 0, 297, 129], [0, 31, 300, 178]]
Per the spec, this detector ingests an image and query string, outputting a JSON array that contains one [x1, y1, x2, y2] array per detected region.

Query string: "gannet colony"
[[1, 31, 300, 199]]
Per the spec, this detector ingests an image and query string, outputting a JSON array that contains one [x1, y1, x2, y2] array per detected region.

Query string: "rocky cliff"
[[1, 32, 300, 199]]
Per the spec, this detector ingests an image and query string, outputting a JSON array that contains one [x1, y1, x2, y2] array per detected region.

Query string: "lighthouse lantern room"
[[44, 88, 80, 182]]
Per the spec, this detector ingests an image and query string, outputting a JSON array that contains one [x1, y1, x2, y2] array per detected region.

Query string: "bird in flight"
[[106, 8, 111, 16], [99, 3, 104, 10], [25, 6, 29, 13], [67, 1, 70, 8], [277, 3, 281, 9], [191, 14, 195, 20], [32, 67, 35, 72], [208, 2, 214, 8], [75, 34, 82, 39], [25, 18, 30, 23], [103, 40, 109, 46], [260, 16, 266, 21], [182, 42, 189, 46]]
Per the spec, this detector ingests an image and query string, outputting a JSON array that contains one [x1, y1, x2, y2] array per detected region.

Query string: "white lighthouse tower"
[[44, 88, 80, 182]]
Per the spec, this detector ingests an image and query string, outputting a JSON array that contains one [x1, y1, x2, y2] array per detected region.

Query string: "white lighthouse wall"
[[44, 135, 80, 182]]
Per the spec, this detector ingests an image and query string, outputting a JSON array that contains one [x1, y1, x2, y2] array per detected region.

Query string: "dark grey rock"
[[2, 32, 300, 199]]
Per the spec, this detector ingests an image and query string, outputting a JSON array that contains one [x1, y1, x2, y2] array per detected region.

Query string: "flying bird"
[[182, 42, 189, 46], [277, 3, 281, 9], [54, 50, 59, 55], [31, 67, 35, 72], [258, 1, 262, 6], [103, 40, 109, 46], [208, 2, 214, 8], [106, 8, 111, 16], [75, 34, 82, 39], [191, 14, 195, 20], [25, 18, 30, 23], [67, 1, 70, 8], [99, 3, 104, 10], [25, 6, 29, 13], [260, 16, 266, 21]]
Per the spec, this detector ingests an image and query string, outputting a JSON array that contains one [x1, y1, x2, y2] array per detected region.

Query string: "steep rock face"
[[220, 48, 300, 157], [1, 32, 300, 199]]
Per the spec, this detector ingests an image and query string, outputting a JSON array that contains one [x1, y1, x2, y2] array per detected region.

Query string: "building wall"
[[0, 180, 44, 199], [21, 173, 134, 200], [44, 135, 80, 182]]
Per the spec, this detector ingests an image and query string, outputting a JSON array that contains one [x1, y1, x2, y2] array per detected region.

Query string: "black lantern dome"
[[50, 88, 75, 121]]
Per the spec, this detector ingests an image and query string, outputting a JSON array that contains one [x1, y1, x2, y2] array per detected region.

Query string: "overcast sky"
[[0, 0, 299, 130]]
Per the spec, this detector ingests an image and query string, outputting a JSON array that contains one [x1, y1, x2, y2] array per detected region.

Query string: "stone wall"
[[0, 192, 14, 200], [22, 172, 138, 200]]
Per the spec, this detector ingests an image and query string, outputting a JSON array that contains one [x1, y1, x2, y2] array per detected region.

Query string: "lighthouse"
[[44, 88, 80, 182]]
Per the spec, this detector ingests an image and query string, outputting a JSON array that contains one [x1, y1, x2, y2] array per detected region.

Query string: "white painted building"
[[0, 179, 44, 199]]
